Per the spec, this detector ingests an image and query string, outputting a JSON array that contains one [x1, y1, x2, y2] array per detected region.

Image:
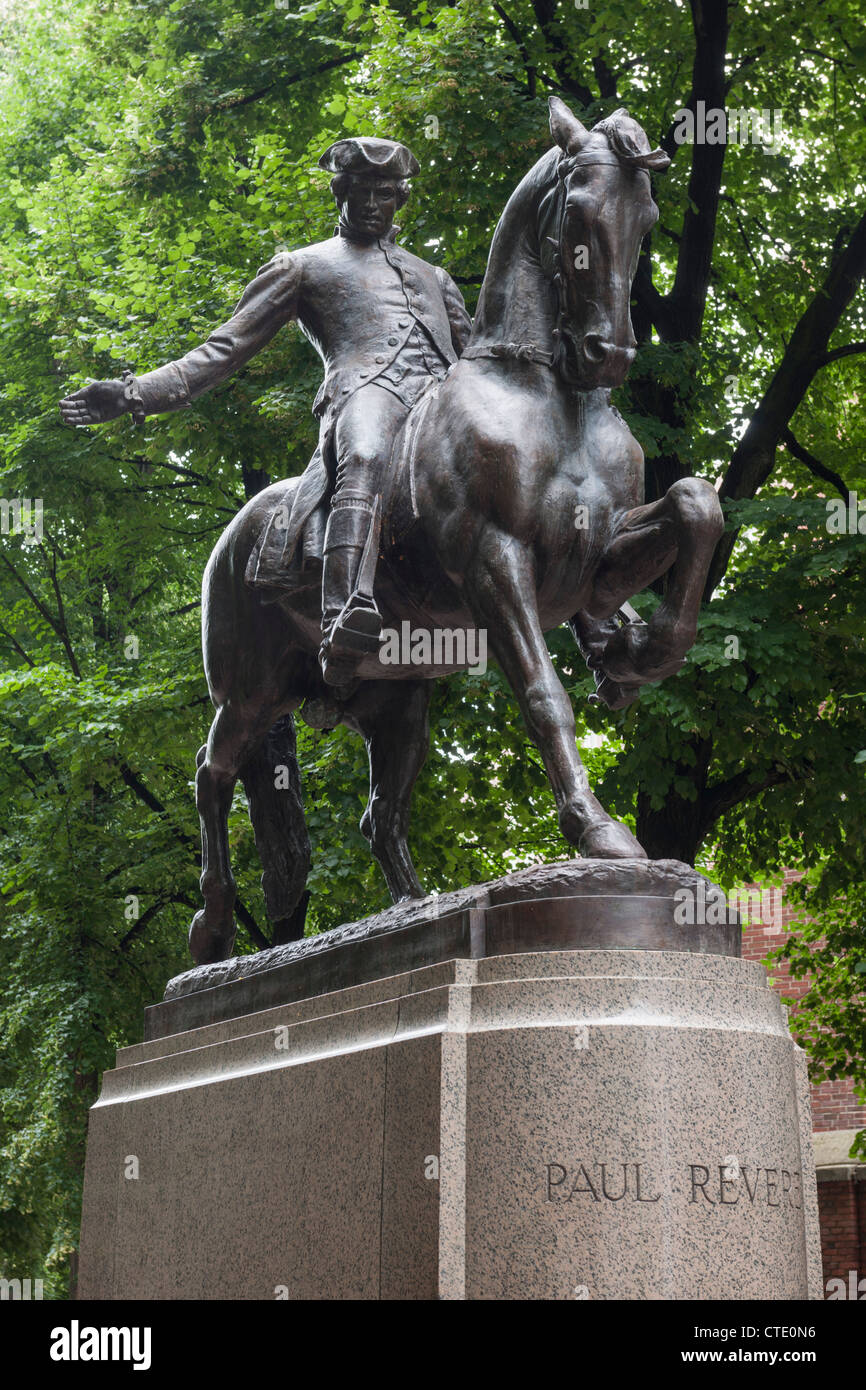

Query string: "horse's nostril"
[[582, 334, 606, 363]]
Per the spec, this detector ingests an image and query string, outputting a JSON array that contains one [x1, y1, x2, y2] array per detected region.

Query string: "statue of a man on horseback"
[[60, 99, 724, 969], [60, 135, 471, 689]]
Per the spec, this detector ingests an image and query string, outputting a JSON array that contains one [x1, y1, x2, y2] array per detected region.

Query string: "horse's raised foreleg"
[[465, 532, 645, 858], [584, 477, 723, 698], [345, 679, 432, 901]]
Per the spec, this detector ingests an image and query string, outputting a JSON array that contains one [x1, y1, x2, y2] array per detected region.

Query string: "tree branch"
[[705, 204, 866, 594], [702, 765, 791, 827], [592, 51, 618, 101], [781, 429, 850, 501], [0, 620, 35, 667], [119, 899, 165, 952], [632, 232, 671, 341], [723, 47, 766, 94], [530, 0, 594, 107], [493, 4, 543, 97], [665, 0, 730, 342], [118, 765, 198, 851], [0, 553, 80, 678], [119, 763, 166, 814], [207, 54, 360, 118], [44, 545, 81, 678], [818, 339, 866, 367], [235, 897, 270, 951], [119, 893, 197, 951]]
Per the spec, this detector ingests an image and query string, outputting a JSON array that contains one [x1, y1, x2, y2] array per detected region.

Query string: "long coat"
[[136, 225, 471, 574]]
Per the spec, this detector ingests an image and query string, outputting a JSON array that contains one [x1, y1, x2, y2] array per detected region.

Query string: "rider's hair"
[[330, 173, 410, 208]]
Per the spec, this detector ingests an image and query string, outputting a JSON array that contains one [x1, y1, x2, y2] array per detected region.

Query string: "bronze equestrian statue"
[[61, 98, 724, 967]]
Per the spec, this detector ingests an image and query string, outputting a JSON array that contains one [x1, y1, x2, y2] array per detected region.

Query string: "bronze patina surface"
[[62, 100, 724, 969]]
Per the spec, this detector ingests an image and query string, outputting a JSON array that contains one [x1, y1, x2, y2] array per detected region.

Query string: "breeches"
[[331, 383, 411, 510]]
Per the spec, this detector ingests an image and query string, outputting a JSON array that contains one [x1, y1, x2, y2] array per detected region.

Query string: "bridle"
[[547, 153, 654, 387], [463, 144, 657, 385]]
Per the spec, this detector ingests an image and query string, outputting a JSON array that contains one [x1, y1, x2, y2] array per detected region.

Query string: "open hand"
[[59, 379, 130, 427]]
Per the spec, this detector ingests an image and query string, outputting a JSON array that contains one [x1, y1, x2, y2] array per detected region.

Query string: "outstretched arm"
[[435, 266, 472, 356], [60, 252, 302, 426]]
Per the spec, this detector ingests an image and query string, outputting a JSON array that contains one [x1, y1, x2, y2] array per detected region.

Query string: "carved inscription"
[[546, 1162, 802, 1210]]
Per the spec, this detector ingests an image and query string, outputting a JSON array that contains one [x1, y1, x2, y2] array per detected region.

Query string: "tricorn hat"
[[318, 136, 420, 179]]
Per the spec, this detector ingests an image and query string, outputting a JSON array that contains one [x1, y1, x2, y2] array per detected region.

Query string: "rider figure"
[[60, 137, 471, 687]]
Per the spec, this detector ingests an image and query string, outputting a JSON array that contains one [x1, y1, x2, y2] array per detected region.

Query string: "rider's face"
[[340, 177, 399, 238]]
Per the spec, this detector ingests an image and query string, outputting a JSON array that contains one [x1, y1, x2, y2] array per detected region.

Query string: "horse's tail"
[[240, 713, 311, 944]]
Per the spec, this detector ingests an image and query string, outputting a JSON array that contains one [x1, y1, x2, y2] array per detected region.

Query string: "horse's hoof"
[[590, 675, 642, 710], [189, 910, 235, 966], [601, 626, 687, 687], [578, 818, 647, 859]]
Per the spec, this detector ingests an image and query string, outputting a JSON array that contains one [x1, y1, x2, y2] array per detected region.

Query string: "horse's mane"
[[590, 110, 671, 169]]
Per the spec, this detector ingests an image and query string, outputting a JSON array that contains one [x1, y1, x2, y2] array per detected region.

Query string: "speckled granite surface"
[[79, 949, 822, 1300]]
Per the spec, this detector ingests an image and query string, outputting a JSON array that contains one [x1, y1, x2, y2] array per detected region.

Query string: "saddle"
[[244, 380, 442, 598], [244, 448, 328, 596]]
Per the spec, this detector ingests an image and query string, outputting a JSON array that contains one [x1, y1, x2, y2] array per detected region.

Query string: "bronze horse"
[[186, 98, 723, 965]]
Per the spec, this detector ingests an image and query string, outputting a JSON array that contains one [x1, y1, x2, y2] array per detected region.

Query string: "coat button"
[[359, 371, 369, 379], [388, 336, 398, 346], [375, 356, 385, 364], [342, 387, 350, 394], [398, 319, 409, 328]]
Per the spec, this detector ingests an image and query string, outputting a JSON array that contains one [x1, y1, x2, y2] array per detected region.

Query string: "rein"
[[549, 154, 576, 384], [461, 343, 555, 366], [466, 148, 654, 382], [461, 159, 572, 377]]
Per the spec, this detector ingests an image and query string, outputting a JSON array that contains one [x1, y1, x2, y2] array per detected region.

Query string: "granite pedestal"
[[78, 859, 822, 1300]]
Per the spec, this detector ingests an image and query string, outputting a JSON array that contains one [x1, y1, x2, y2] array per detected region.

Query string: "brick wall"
[[739, 869, 865, 1295], [817, 1180, 866, 1288], [739, 868, 866, 1135]]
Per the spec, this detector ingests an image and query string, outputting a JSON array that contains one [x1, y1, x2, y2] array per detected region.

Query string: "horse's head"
[[545, 97, 669, 390]]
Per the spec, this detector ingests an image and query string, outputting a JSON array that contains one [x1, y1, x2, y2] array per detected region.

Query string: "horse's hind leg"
[[345, 679, 431, 902], [585, 477, 723, 695], [240, 713, 311, 944], [465, 533, 645, 859], [191, 701, 279, 965]]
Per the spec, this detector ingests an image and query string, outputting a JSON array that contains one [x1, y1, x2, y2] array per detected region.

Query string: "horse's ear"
[[549, 96, 589, 154]]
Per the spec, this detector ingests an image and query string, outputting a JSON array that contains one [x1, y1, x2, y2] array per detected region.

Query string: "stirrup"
[[327, 596, 383, 656], [319, 605, 382, 690]]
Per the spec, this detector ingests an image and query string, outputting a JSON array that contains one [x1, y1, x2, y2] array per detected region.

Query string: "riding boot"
[[319, 500, 383, 688]]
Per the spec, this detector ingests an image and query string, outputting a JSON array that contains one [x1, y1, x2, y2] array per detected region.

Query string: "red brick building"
[[740, 869, 866, 1298]]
